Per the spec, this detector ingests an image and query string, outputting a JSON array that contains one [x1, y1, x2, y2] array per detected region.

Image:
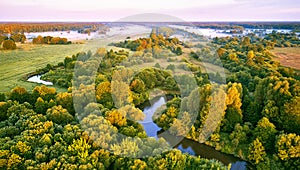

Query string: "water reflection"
[[139, 97, 165, 139], [140, 96, 252, 170]]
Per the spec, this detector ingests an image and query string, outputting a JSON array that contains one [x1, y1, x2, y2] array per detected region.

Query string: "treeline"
[[112, 29, 183, 56], [233, 22, 300, 30], [0, 22, 109, 34], [192, 23, 244, 31], [0, 33, 26, 50], [191, 22, 300, 30], [32, 35, 71, 45], [264, 31, 300, 47]]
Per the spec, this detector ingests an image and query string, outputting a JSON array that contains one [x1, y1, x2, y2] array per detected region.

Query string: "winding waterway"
[[140, 96, 251, 170], [27, 75, 53, 85]]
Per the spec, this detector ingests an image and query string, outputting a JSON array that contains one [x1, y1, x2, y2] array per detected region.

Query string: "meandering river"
[[140, 96, 251, 170], [27, 75, 53, 85]]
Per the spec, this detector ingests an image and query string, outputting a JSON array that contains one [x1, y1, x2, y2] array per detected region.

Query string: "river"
[[140, 96, 251, 170], [27, 75, 53, 85]]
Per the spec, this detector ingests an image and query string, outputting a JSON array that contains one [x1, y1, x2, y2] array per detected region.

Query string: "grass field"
[[0, 43, 83, 92], [272, 47, 300, 70], [0, 38, 113, 92], [0, 33, 149, 93]]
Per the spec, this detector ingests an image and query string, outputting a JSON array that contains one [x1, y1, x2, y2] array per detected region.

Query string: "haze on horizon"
[[1, 0, 299, 22]]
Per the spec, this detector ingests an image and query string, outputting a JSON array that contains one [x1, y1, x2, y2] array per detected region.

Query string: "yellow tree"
[[68, 138, 91, 159], [110, 138, 140, 157], [276, 133, 300, 161], [105, 110, 127, 127], [228, 52, 238, 62], [248, 138, 266, 165], [95, 81, 113, 108], [56, 92, 74, 114], [223, 83, 243, 131]]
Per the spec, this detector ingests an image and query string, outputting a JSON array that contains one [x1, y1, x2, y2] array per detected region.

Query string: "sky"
[[1, 0, 299, 21]]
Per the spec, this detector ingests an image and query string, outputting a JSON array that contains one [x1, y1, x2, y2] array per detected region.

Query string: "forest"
[[0, 22, 109, 34], [191, 22, 300, 30], [0, 23, 299, 170], [0, 22, 110, 50]]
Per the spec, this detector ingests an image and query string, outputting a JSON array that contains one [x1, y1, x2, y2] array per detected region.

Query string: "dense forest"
[[0, 22, 110, 50], [191, 22, 300, 31], [0, 49, 229, 169], [0, 22, 109, 34], [156, 29, 300, 169], [0, 25, 299, 169]]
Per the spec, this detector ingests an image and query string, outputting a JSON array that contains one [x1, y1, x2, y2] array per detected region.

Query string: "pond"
[[140, 96, 251, 170], [27, 75, 53, 85]]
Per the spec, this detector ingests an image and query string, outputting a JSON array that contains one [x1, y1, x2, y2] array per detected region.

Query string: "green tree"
[[223, 83, 243, 131], [96, 81, 113, 108], [254, 117, 277, 151], [9, 86, 29, 104], [35, 97, 48, 114], [46, 105, 74, 125], [282, 96, 300, 133], [175, 46, 182, 55], [56, 92, 74, 115]]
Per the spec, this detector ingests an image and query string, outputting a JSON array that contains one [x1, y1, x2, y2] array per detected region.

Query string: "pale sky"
[[1, 0, 299, 21]]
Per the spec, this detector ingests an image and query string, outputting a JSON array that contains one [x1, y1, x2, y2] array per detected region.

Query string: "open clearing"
[[0, 43, 86, 92], [272, 47, 300, 70], [0, 31, 150, 92], [0, 37, 125, 92]]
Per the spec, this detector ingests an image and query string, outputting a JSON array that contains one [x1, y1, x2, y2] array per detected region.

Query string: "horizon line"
[[0, 20, 300, 23]]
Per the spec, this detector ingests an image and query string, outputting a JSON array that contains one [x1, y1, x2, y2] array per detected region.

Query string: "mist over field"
[[0, 1, 299, 169]]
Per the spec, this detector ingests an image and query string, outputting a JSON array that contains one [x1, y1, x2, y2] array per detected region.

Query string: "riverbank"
[[158, 130, 255, 170], [139, 96, 254, 170]]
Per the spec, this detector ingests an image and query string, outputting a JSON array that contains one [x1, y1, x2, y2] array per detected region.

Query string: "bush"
[[2, 40, 16, 50]]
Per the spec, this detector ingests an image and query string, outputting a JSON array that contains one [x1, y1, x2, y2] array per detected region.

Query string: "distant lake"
[[169, 25, 293, 38]]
